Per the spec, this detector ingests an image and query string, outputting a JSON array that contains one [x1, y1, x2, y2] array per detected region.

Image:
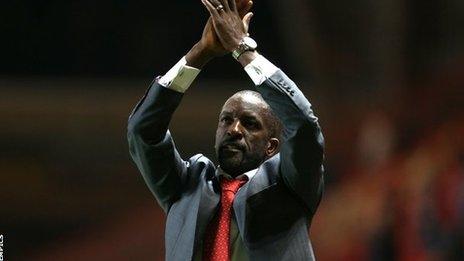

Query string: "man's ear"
[[266, 138, 280, 157]]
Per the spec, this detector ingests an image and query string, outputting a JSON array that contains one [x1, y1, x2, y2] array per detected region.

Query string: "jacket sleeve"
[[256, 70, 325, 214], [127, 80, 189, 213]]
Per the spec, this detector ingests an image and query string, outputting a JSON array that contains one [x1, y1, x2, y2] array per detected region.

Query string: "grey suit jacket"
[[127, 70, 325, 261]]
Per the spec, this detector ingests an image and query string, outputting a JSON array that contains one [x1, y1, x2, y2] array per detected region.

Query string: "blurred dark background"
[[1, 0, 463, 260]]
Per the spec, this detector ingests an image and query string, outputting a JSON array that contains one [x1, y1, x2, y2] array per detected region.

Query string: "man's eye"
[[243, 120, 259, 129], [220, 117, 233, 123]]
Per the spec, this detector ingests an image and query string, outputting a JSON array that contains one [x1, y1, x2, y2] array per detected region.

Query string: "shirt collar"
[[217, 167, 259, 181]]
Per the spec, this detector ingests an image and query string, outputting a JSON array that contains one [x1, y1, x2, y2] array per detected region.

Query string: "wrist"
[[237, 51, 258, 67], [185, 42, 215, 69], [232, 36, 258, 61], [230, 33, 249, 51]]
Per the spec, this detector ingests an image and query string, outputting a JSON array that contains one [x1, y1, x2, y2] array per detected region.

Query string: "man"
[[127, 0, 325, 260]]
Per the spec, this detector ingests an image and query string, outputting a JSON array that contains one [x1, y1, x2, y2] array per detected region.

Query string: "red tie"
[[203, 177, 248, 261]]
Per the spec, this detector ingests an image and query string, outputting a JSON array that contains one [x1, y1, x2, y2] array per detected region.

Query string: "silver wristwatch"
[[232, 36, 258, 60]]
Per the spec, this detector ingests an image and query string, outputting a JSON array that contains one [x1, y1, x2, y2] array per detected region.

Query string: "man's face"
[[214, 93, 276, 176]]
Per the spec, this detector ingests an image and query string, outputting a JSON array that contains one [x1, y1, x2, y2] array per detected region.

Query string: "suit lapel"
[[233, 164, 270, 243], [193, 170, 220, 253], [233, 154, 281, 243]]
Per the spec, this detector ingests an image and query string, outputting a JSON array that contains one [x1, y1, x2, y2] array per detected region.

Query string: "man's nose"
[[227, 120, 243, 138]]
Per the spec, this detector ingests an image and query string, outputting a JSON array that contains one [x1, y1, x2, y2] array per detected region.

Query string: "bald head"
[[225, 90, 268, 109]]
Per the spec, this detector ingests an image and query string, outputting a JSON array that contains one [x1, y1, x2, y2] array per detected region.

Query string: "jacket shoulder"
[[185, 154, 216, 182], [187, 153, 214, 168]]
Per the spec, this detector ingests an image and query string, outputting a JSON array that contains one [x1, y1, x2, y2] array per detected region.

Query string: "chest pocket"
[[244, 182, 309, 243]]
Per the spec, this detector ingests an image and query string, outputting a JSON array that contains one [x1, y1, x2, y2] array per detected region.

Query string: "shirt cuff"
[[244, 55, 279, 86], [158, 56, 201, 93]]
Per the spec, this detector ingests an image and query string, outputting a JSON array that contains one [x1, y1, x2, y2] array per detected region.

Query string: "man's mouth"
[[221, 143, 245, 152], [223, 146, 242, 152]]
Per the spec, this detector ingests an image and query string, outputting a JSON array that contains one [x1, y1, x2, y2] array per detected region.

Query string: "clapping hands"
[[185, 0, 254, 68]]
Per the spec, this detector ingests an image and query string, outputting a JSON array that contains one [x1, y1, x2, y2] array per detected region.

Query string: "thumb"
[[242, 12, 253, 33]]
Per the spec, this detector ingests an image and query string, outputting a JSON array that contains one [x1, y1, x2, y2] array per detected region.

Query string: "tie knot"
[[220, 177, 248, 194]]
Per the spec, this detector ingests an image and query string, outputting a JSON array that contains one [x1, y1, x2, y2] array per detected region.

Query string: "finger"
[[208, 0, 226, 13], [208, 0, 221, 8], [229, 0, 237, 12], [217, 0, 230, 12], [238, 1, 253, 18], [202, 0, 219, 17], [242, 12, 253, 32], [236, 0, 250, 10]]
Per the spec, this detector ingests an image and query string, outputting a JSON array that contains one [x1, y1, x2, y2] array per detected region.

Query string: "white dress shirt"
[[158, 54, 279, 92]]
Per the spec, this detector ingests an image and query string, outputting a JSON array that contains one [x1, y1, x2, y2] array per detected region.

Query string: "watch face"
[[243, 37, 257, 49], [232, 36, 258, 60]]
